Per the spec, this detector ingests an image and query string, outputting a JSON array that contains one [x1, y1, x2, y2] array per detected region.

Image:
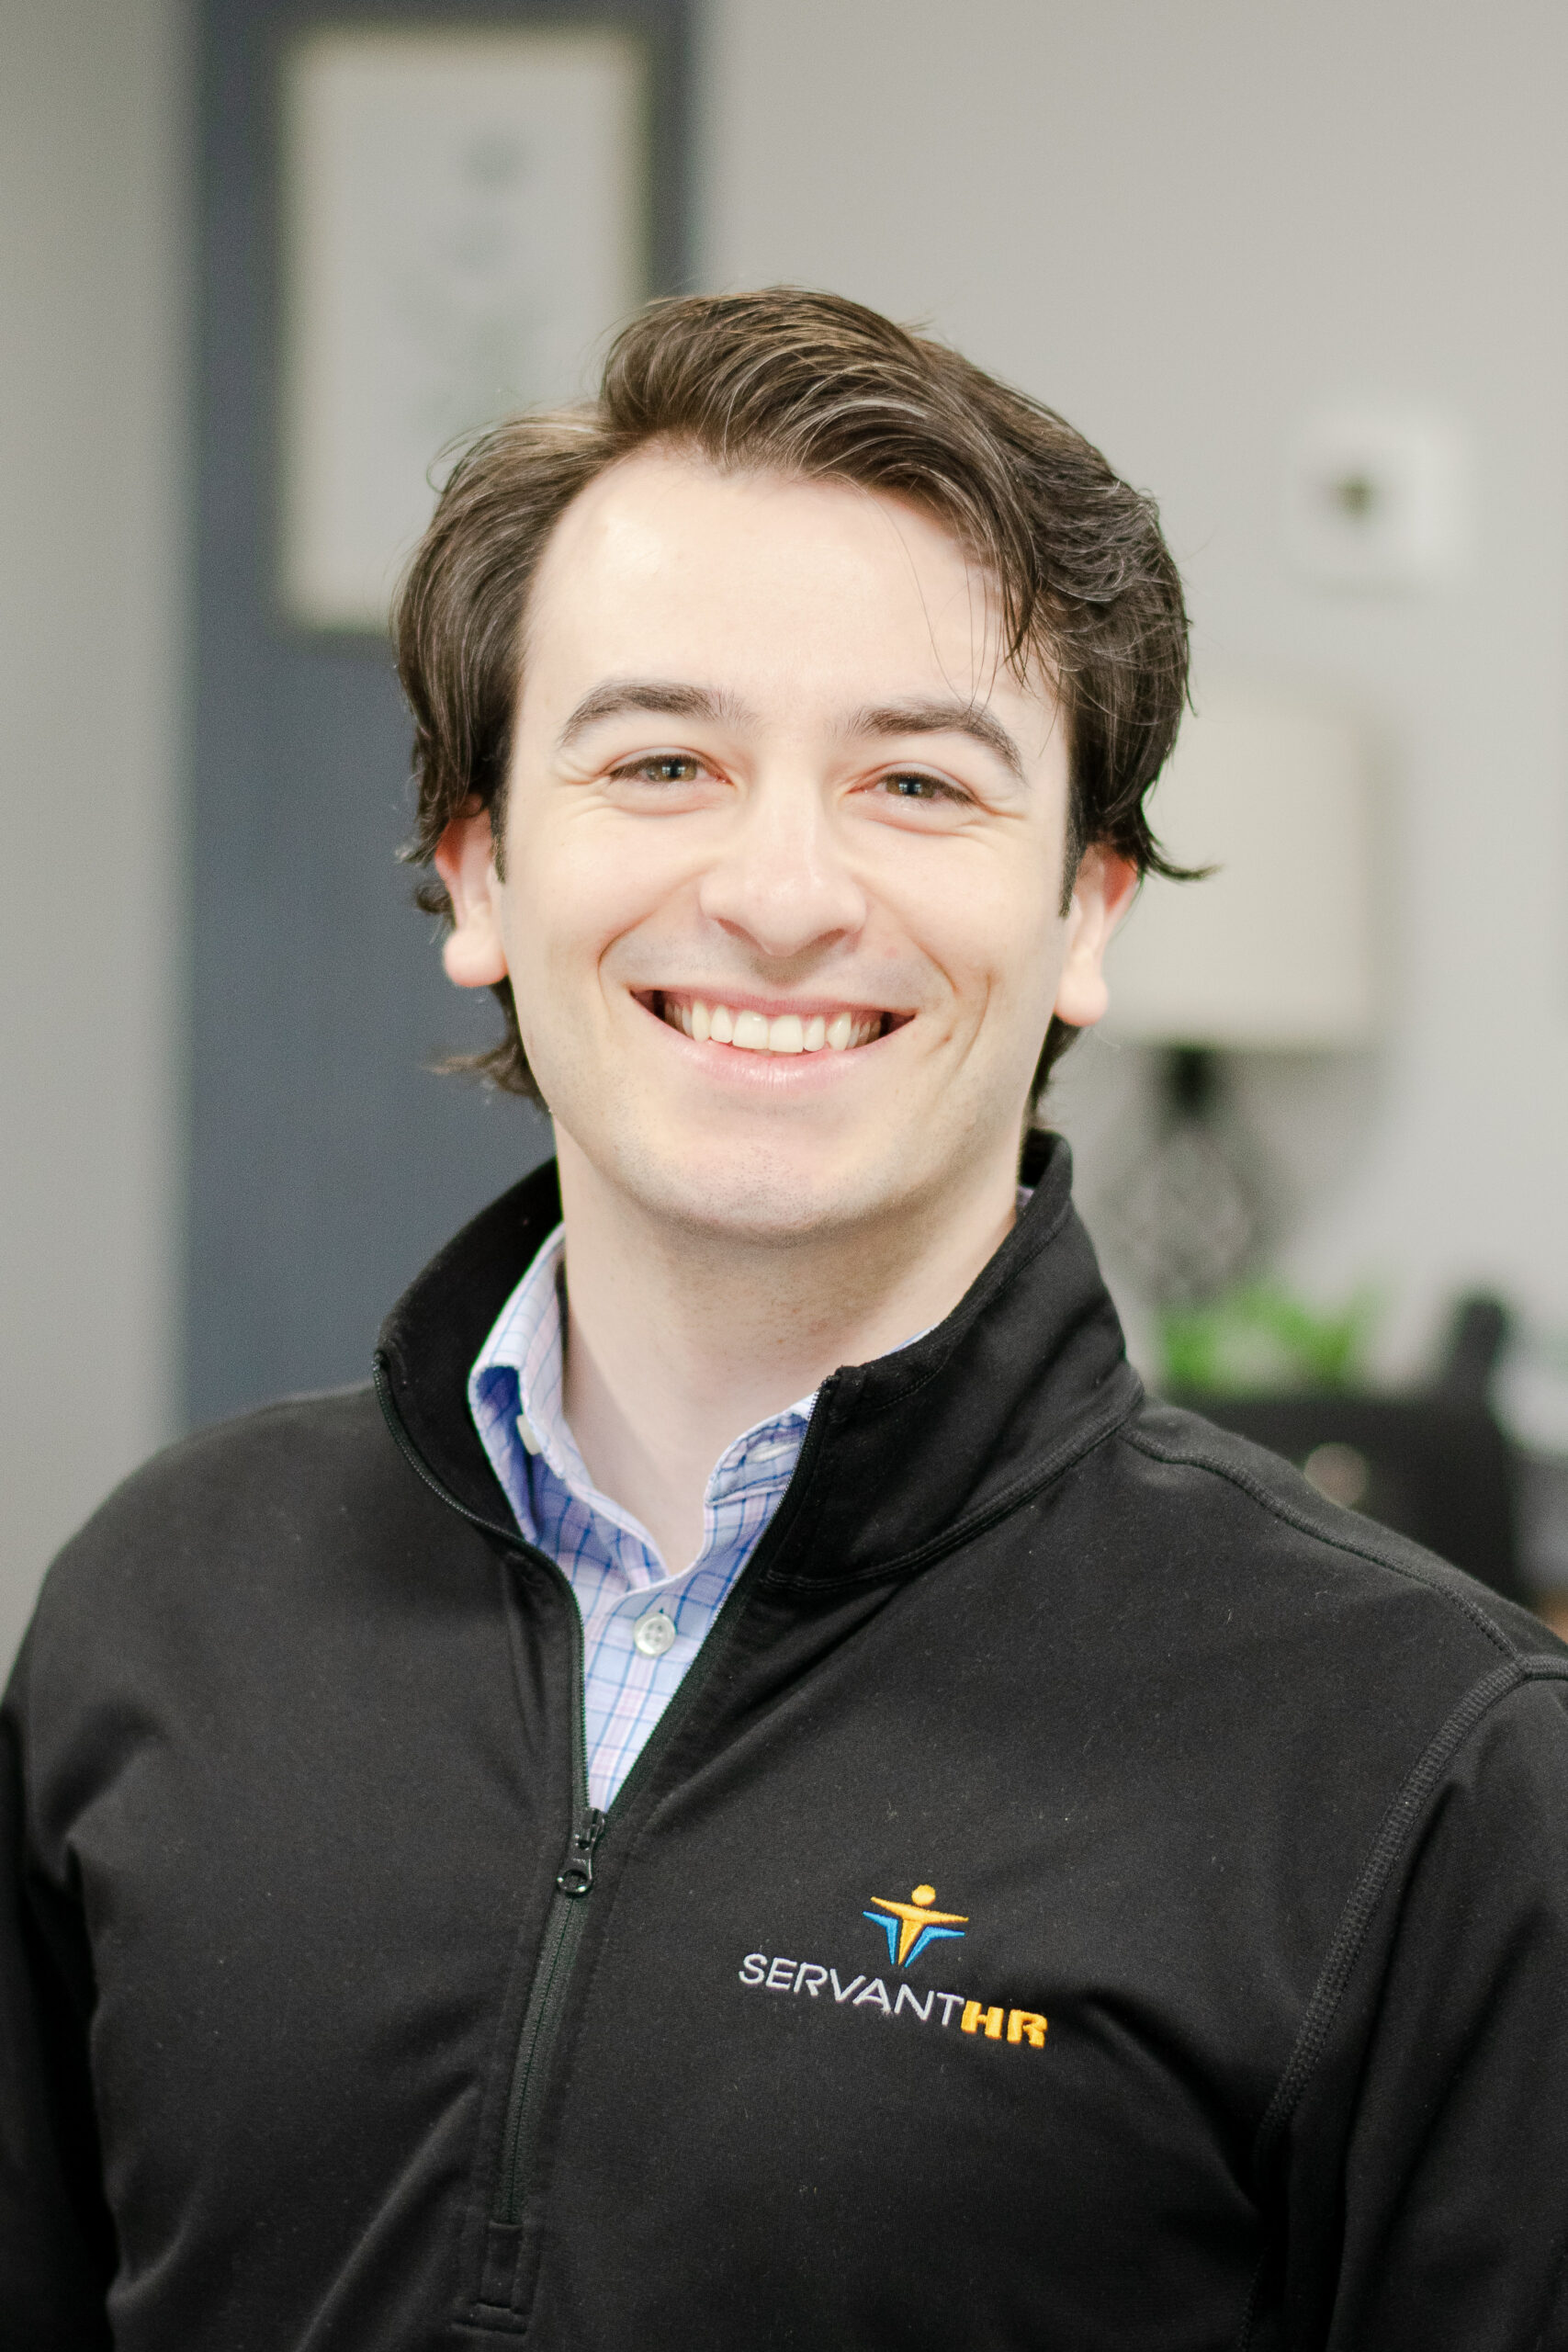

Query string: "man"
[[5, 290, 1568, 2350]]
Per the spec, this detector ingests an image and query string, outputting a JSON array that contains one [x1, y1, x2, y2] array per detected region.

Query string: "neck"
[[554, 1135, 1020, 1571]]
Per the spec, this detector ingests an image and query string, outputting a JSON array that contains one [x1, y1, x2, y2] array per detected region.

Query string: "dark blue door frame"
[[188, 0, 692, 1426]]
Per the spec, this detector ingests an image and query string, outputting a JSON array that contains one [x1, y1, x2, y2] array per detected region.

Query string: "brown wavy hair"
[[396, 287, 1191, 1102]]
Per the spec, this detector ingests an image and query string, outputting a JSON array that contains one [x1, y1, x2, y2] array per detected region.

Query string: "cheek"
[[899, 854, 1064, 1026], [500, 808, 676, 990]]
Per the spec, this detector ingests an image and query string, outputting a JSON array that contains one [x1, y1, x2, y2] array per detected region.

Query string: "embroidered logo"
[[737, 1876, 1046, 2053], [863, 1883, 967, 1971]]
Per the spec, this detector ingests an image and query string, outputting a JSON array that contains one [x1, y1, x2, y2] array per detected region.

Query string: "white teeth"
[[662, 998, 887, 1054]]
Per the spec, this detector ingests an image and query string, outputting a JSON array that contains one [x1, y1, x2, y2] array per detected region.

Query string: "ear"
[[1052, 845, 1140, 1029], [433, 800, 510, 988]]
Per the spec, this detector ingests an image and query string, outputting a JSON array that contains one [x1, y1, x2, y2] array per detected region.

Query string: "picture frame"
[[278, 23, 650, 632]]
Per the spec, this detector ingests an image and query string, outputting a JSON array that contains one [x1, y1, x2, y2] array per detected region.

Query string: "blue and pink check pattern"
[[468, 1224, 816, 1810]]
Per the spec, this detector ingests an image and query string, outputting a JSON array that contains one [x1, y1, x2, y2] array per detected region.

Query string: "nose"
[[695, 770, 868, 962]]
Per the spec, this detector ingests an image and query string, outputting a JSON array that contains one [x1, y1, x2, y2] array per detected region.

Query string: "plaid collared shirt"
[[468, 1224, 816, 1809]]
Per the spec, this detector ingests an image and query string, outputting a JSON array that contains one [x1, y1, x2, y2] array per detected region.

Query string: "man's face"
[[438, 447, 1132, 1244]]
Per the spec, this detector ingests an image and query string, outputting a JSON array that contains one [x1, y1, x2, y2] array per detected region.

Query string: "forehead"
[[519, 446, 1053, 742]]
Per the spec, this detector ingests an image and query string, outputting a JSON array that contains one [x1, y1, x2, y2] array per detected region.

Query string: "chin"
[[611, 1129, 916, 1248]]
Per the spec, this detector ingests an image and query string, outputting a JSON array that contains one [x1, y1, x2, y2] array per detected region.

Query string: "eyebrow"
[[844, 698, 1026, 783], [555, 679, 1028, 783], [557, 679, 751, 750]]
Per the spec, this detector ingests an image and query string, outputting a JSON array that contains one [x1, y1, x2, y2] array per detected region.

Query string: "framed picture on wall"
[[278, 24, 650, 632]]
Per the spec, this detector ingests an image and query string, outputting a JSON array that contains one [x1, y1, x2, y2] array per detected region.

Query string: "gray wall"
[[0, 0, 190, 1668]]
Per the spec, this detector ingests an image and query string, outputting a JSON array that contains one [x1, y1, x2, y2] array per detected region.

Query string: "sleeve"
[[0, 1627, 116, 2348], [1277, 1668, 1568, 2351]]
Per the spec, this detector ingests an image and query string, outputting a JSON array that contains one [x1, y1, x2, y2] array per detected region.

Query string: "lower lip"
[[637, 999, 902, 1088]]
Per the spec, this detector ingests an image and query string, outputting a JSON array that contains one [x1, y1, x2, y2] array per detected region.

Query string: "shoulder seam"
[[1252, 1657, 1568, 2181], [1122, 1422, 1522, 1660]]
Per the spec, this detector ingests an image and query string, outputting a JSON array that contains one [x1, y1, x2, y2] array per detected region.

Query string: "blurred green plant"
[[1157, 1283, 1380, 1396]]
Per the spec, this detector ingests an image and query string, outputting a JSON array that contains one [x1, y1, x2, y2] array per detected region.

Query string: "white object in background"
[[1283, 409, 1466, 590], [1104, 685, 1377, 1049], [280, 27, 649, 632]]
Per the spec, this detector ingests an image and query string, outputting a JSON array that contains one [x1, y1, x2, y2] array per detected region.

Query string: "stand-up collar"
[[374, 1134, 1141, 1586]]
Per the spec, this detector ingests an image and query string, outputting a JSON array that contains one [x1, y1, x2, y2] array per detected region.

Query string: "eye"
[[874, 768, 971, 805], [609, 752, 708, 786]]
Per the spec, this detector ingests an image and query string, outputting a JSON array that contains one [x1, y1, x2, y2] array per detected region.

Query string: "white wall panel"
[[0, 0, 189, 1666]]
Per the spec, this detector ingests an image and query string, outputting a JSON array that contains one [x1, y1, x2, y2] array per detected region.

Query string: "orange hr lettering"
[[961, 2001, 1006, 2040], [1008, 2008, 1047, 2048]]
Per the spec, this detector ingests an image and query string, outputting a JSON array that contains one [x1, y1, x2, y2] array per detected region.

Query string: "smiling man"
[[7, 292, 1568, 2351], [428, 438, 1132, 1589]]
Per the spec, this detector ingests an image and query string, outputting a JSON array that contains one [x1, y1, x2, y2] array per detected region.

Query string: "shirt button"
[[633, 1609, 677, 1658]]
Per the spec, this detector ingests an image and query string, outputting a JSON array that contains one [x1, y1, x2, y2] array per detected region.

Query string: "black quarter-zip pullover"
[[6, 1137, 1568, 2349]]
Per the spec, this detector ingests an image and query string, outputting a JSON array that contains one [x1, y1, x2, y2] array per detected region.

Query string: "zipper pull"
[[556, 1806, 606, 1897]]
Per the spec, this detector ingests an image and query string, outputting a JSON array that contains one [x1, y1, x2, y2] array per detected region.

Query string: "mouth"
[[639, 990, 910, 1057]]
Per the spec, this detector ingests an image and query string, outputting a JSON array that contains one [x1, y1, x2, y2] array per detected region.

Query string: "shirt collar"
[[468, 1188, 1038, 1552], [377, 1139, 1117, 1589], [469, 1222, 819, 1556]]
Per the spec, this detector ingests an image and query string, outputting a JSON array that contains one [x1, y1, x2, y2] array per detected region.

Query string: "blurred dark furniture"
[[1178, 1298, 1529, 1606]]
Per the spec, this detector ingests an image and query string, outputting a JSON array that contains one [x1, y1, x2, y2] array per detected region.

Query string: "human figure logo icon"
[[863, 1883, 968, 1971]]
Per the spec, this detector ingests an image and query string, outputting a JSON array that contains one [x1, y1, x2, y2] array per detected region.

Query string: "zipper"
[[374, 1348, 840, 2248], [556, 1804, 606, 1898], [375, 1351, 604, 2227], [488, 1562, 766, 2222], [492, 1570, 603, 2225]]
